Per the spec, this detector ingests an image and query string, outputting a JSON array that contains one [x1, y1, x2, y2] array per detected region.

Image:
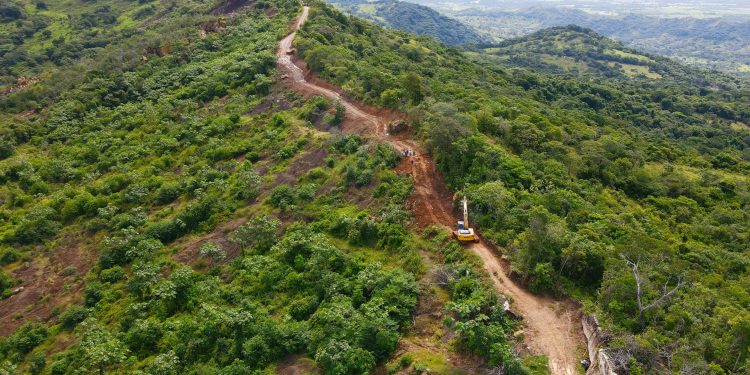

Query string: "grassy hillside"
[[296, 2, 750, 373], [329, 0, 485, 46]]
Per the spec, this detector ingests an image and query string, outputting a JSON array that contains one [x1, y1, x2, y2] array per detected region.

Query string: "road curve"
[[277, 7, 583, 375]]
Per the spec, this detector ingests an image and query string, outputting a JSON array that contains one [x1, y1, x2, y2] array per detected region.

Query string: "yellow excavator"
[[454, 196, 479, 243]]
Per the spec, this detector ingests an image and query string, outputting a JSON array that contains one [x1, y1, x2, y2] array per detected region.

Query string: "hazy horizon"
[[410, 0, 750, 18]]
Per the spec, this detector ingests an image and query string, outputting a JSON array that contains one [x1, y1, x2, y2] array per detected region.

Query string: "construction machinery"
[[454, 196, 479, 243]]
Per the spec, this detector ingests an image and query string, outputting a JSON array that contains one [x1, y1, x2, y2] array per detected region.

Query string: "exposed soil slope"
[[277, 7, 583, 375]]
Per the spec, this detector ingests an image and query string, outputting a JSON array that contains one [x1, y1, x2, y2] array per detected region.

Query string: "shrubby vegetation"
[[0, 0, 218, 88], [3, 0, 747, 372], [425, 227, 527, 373], [297, 2, 750, 372], [0, 0, 437, 373]]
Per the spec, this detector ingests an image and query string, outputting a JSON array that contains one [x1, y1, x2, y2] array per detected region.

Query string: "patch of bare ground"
[[210, 0, 255, 16], [0, 232, 98, 336], [276, 355, 320, 375], [173, 218, 246, 267], [264, 6, 277, 17], [140, 2, 175, 27], [275, 147, 328, 186], [250, 91, 296, 115]]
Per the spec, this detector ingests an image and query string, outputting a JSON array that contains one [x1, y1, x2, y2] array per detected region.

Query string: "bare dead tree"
[[622, 255, 684, 328], [608, 348, 632, 374], [431, 266, 456, 286], [655, 342, 676, 373], [679, 361, 706, 375]]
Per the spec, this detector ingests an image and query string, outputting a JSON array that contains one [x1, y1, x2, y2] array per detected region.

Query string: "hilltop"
[[453, 6, 750, 75], [477, 25, 737, 83]]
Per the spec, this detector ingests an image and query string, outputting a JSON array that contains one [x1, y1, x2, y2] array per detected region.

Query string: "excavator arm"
[[462, 196, 469, 227], [454, 196, 478, 243]]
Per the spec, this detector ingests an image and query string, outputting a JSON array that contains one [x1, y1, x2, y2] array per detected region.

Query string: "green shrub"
[[269, 185, 295, 210], [59, 305, 87, 329], [230, 161, 261, 201], [0, 271, 15, 298], [84, 283, 103, 307], [28, 352, 46, 375], [100, 266, 125, 283], [289, 295, 319, 320], [154, 182, 182, 205], [3, 323, 48, 355], [529, 263, 554, 294], [13, 206, 61, 244], [331, 134, 361, 154], [0, 248, 20, 265], [199, 241, 226, 263]]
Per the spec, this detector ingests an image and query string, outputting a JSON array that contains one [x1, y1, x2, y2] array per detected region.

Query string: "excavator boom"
[[462, 197, 469, 227], [454, 196, 478, 243]]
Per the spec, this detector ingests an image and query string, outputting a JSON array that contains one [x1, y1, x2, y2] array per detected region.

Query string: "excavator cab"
[[454, 196, 479, 243]]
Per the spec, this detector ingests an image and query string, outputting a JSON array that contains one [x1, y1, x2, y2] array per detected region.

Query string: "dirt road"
[[277, 7, 583, 374]]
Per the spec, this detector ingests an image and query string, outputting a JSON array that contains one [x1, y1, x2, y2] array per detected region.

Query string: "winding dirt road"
[[277, 7, 583, 374]]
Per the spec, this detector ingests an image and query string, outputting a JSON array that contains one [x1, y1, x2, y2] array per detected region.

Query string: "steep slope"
[[0, 1, 419, 374], [295, 2, 750, 374], [281, 9, 584, 374], [1, 1, 529, 374], [329, 0, 486, 45], [2, 0, 750, 374]]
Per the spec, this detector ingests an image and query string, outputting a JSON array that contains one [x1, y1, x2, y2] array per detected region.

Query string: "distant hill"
[[454, 7, 750, 75], [328, 0, 486, 45], [476, 25, 744, 87]]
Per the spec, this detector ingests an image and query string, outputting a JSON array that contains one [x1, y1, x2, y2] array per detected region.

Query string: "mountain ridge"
[[328, 0, 486, 45]]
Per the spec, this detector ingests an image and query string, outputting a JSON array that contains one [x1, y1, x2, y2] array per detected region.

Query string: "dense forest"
[[327, 0, 485, 46], [295, 2, 750, 373]]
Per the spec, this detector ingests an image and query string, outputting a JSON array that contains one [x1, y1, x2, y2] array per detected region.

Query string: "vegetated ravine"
[[278, 6, 584, 375]]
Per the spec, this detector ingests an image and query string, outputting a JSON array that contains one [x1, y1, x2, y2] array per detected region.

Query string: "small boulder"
[[387, 119, 408, 134]]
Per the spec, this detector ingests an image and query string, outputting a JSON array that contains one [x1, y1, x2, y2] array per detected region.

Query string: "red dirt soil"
[[210, 0, 255, 16], [0, 233, 97, 337], [278, 7, 585, 375]]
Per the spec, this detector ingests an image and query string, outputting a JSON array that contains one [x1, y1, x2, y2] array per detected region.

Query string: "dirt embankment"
[[277, 6, 585, 375]]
